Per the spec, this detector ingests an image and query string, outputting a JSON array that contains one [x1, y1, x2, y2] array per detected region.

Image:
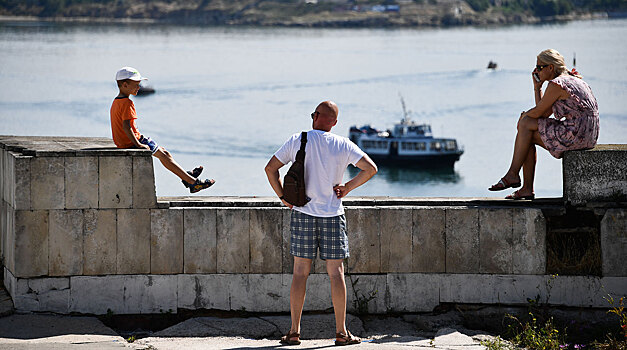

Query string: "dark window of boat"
[[445, 140, 457, 151]]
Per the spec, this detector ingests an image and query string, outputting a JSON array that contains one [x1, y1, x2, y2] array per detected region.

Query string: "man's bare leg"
[[289, 257, 312, 339], [326, 259, 348, 335]]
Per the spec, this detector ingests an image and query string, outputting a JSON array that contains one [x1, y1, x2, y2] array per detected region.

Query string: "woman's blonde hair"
[[537, 48, 582, 78]]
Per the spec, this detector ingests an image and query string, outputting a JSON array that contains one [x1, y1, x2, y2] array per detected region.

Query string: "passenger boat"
[[349, 97, 464, 167]]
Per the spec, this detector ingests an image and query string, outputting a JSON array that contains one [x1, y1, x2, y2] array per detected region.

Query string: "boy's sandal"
[[488, 177, 521, 191], [280, 330, 301, 345], [182, 166, 204, 188], [189, 179, 215, 193], [335, 331, 360, 346], [505, 190, 535, 200]]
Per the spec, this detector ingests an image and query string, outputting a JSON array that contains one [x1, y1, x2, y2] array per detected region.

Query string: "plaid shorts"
[[290, 210, 349, 260]]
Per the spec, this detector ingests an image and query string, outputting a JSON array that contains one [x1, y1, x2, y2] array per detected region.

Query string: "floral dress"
[[537, 75, 599, 159]]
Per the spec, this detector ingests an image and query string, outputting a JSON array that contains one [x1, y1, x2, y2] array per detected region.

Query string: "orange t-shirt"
[[110, 97, 142, 148]]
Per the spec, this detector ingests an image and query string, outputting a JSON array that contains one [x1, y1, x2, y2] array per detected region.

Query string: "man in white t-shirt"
[[264, 101, 377, 346]]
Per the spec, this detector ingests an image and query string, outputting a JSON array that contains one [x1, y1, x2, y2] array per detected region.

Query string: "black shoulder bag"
[[282, 132, 309, 207]]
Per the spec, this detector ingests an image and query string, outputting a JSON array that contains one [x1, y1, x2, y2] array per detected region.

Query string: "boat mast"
[[399, 93, 410, 124]]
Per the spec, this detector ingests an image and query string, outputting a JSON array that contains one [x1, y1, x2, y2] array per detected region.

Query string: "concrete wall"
[[1, 137, 626, 315], [563, 144, 627, 205]]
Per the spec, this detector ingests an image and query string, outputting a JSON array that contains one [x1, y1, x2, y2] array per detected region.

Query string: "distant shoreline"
[[0, 12, 612, 29]]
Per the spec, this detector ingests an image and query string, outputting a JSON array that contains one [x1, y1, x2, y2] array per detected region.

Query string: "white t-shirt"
[[274, 129, 366, 217]]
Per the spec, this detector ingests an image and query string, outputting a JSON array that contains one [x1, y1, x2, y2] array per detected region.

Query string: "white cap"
[[115, 67, 147, 81]]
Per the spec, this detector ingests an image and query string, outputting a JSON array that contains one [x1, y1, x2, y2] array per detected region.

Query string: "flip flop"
[[489, 177, 521, 191], [505, 190, 535, 200], [280, 330, 301, 345]]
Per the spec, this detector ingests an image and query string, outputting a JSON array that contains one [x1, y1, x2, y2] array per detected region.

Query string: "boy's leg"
[[153, 147, 195, 184]]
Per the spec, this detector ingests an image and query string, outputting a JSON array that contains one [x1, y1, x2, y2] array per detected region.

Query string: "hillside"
[[0, 0, 625, 27]]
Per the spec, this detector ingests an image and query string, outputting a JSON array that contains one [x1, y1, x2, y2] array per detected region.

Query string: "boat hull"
[[366, 152, 462, 167]]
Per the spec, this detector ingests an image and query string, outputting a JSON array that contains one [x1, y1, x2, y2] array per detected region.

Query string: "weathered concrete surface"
[[479, 208, 512, 274], [137, 314, 493, 350], [413, 208, 446, 273], [123, 275, 177, 314], [65, 156, 98, 209], [563, 145, 627, 205], [601, 209, 627, 276], [216, 209, 250, 273], [512, 208, 546, 274], [150, 209, 183, 274], [346, 208, 381, 273], [281, 210, 294, 274], [13, 154, 31, 210], [178, 274, 246, 311], [83, 209, 116, 276], [31, 157, 65, 210], [132, 155, 157, 209], [0, 314, 127, 349], [155, 316, 278, 338], [386, 273, 439, 312], [49, 210, 83, 276], [347, 274, 387, 314], [99, 156, 132, 209], [116, 209, 150, 274], [70, 275, 126, 314], [380, 208, 412, 272], [183, 209, 217, 273], [0, 283, 14, 317], [13, 209, 48, 277], [249, 208, 283, 273], [445, 208, 479, 273]]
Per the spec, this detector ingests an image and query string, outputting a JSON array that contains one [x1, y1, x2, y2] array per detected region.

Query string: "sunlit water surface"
[[1, 19, 625, 197]]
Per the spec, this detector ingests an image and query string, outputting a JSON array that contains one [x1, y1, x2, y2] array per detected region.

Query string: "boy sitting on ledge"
[[110, 67, 215, 193]]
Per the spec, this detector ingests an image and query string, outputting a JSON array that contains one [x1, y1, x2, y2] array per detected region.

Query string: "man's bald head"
[[312, 101, 339, 132]]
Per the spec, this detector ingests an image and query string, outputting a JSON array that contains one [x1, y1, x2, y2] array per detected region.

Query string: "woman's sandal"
[[280, 330, 301, 345], [488, 177, 521, 191], [505, 190, 535, 200], [335, 331, 361, 346]]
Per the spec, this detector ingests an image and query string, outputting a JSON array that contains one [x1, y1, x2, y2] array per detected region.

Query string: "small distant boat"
[[137, 83, 155, 96], [487, 60, 498, 69], [349, 96, 463, 167]]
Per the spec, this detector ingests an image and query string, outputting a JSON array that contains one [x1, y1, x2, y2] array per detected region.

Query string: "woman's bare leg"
[[503, 116, 539, 184], [517, 130, 547, 196], [519, 145, 536, 195]]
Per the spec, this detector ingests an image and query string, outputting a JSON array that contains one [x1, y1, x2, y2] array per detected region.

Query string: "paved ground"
[[0, 313, 501, 350]]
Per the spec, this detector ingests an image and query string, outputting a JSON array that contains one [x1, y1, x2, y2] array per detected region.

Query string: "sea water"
[[1, 19, 625, 197]]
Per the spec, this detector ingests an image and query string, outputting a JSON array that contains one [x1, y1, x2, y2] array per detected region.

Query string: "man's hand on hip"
[[281, 198, 294, 209], [333, 184, 351, 199]]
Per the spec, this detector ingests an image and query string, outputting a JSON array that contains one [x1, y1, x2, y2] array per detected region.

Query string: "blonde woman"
[[489, 49, 599, 199]]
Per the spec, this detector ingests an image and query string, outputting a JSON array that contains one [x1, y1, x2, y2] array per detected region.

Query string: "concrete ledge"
[[5, 268, 626, 315], [563, 144, 627, 206], [2, 137, 626, 316]]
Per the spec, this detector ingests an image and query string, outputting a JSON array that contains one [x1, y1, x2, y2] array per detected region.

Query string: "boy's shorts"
[[290, 210, 349, 260], [139, 135, 159, 154]]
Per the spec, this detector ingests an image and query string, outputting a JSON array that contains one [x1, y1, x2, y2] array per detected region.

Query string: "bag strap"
[[299, 132, 307, 151]]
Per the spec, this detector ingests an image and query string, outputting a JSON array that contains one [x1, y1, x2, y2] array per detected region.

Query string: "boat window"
[[401, 142, 426, 151], [445, 140, 457, 151], [362, 140, 388, 149], [431, 142, 441, 151]]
